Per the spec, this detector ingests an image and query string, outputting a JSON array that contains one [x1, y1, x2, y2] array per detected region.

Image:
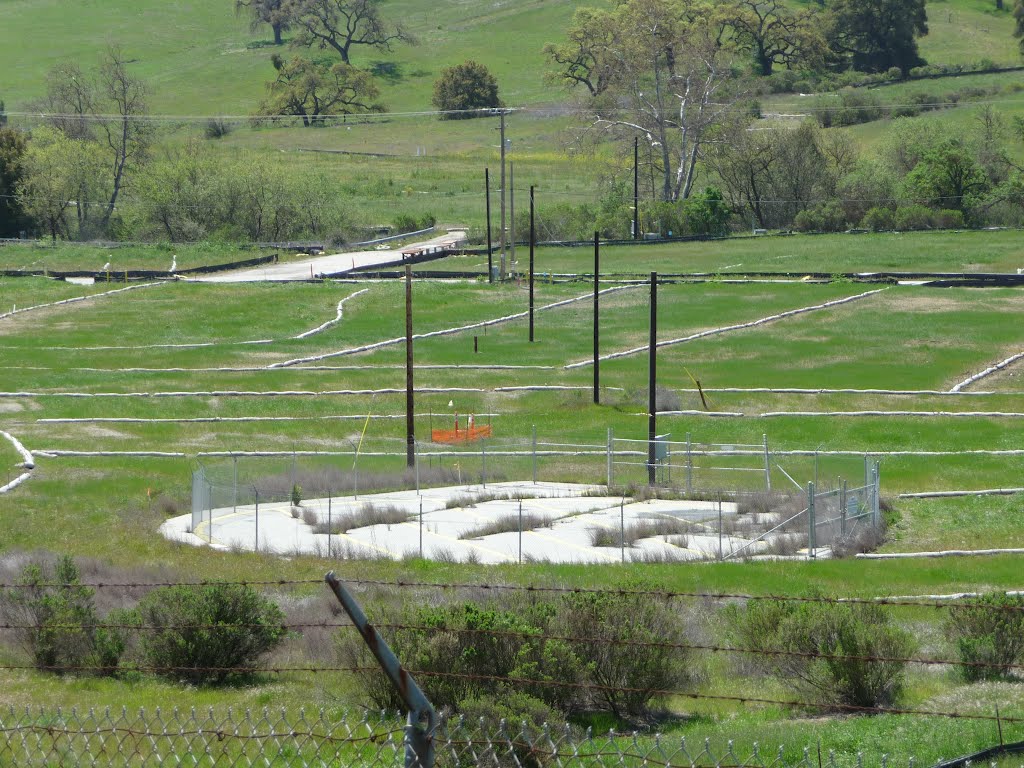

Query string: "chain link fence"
[[187, 431, 884, 561], [0, 705, 931, 767]]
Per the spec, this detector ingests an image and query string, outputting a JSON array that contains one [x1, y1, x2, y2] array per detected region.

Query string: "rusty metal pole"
[[325, 573, 436, 767], [405, 266, 415, 468]]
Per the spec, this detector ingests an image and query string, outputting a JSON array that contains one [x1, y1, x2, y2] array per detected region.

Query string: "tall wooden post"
[[485, 167, 493, 283]]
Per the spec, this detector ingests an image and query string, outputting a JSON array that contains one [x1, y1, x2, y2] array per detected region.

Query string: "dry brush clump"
[[308, 503, 411, 534], [588, 517, 694, 548], [459, 513, 555, 539]]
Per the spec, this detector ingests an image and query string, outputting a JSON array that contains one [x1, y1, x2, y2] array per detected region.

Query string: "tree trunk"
[[273, 22, 283, 45]]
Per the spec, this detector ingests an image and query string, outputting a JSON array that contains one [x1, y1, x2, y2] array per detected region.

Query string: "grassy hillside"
[[0, 0, 1017, 117]]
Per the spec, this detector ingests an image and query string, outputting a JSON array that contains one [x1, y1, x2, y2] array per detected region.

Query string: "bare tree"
[[284, 0, 414, 64], [548, 0, 746, 202], [96, 48, 153, 231], [717, 0, 826, 76]]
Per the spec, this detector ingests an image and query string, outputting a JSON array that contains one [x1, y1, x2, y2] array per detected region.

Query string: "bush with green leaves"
[[557, 582, 691, 719], [0, 555, 125, 675], [944, 592, 1024, 681], [894, 204, 934, 231], [860, 206, 895, 231], [135, 583, 286, 684], [432, 60, 503, 119], [731, 598, 916, 710]]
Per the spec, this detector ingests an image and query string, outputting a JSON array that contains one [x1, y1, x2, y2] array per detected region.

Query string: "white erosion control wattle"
[[565, 288, 886, 369], [292, 288, 368, 339], [949, 351, 1024, 393], [267, 284, 642, 369], [0, 282, 164, 322], [0, 430, 34, 495]]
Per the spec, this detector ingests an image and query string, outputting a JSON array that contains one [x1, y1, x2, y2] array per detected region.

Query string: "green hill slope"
[[0, 0, 1017, 116]]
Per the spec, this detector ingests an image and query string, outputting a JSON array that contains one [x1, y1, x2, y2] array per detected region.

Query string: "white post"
[[763, 434, 771, 492], [807, 482, 816, 560]]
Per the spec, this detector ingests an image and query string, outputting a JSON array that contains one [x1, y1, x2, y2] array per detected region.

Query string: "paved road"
[[194, 231, 467, 282]]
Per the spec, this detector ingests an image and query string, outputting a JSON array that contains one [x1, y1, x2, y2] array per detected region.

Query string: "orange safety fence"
[[430, 425, 492, 444]]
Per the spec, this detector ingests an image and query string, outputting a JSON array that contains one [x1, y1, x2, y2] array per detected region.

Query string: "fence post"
[[532, 425, 537, 485], [419, 497, 424, 560], [864, 454, 870, 491], [872, 461, 881, 527], [207, 481, 214, 544], [518, 498, 523, 565], [327, 489, 333, 558], [325, 573, 437, 768], [685, 433, 693, 497], [620, 497, 625, 564], [807, 482, 816, 560], [415, 439, 420, 496], [254, 488, 259, 552], [763, 434, 771, 493], [232, 454, 238, 515], [481, 439, 487, 488], [840, 479, 847, 536], [606, 427, 614, 488]]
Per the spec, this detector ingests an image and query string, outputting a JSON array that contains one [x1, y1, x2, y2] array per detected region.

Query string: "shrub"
[[135, 583, 287, 684], [432, 61, 503, 119], [458, 692, 566, 768], [204, 118, 233, 139], [894, 204, 934, 231], [558, 581, 691, 719], [794, 202, 847, 232], [860, 206, 895, 231], [0, 556, 125, 676], [732, 598, 916, 710], [944, 593, 1024, 681], [933, 208, 965, 229], [681, 186, 732, 236]]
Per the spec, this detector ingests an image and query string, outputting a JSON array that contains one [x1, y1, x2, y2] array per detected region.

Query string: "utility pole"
[[648, 271, 657, 486], [485, 167, 493, 283], [405, 265, 415, 467], [593, 231, 600, 404], [509, 161, 516, 276], [499, 111, 507, 279], [633, 136, 640, 240], [529, 185, 535, 342]]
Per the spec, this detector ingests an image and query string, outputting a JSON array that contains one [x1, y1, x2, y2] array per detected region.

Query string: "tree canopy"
[[283, 0, 414, 64], [259, 54, 382, 125], [235, 0, 291, 45], [826, 0, 928, 74], [432, 61, 503, 118]]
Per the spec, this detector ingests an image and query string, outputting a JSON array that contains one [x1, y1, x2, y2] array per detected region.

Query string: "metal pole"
[[686, 432, 693, 497], [529, 185, 535, 342], [593, 231, 600, 404], [254, 488, 259, 552], [485, 167, 493, 283], [419, 497, 423, 559], [620, 497, 625, 563], [509, 161, 516, 275], [482, 439, 487, 488], [763, 434, 771, 492], [405, 265, 415, 468], [808, 482, 816, 560], [633, 136, 639, 240], [232, 454, 238, 514], [207, 481, 213, 544], [873, 462, 881, 527], [414, 439, 420, 495], [840, 479, 847, 536], [718, 496, 723, 561], [499, 111, 507, 279], [531, 424, 537, 484], [648, 271, 657, 486], [324, 573, 437, 768], [518, 498, 523, 564], [607, 427, 614, 488], [327, 490, 332, 558]]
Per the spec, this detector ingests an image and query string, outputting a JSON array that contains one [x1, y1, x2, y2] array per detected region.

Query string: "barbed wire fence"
[[0, 575, 1023, 765]]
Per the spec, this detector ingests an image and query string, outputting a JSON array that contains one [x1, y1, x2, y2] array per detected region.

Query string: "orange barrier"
[[430, 425, 492, 444]]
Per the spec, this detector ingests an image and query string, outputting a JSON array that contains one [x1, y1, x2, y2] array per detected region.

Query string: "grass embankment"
[[1, 261, 1024, 762], [0, 242, 276, 273]]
